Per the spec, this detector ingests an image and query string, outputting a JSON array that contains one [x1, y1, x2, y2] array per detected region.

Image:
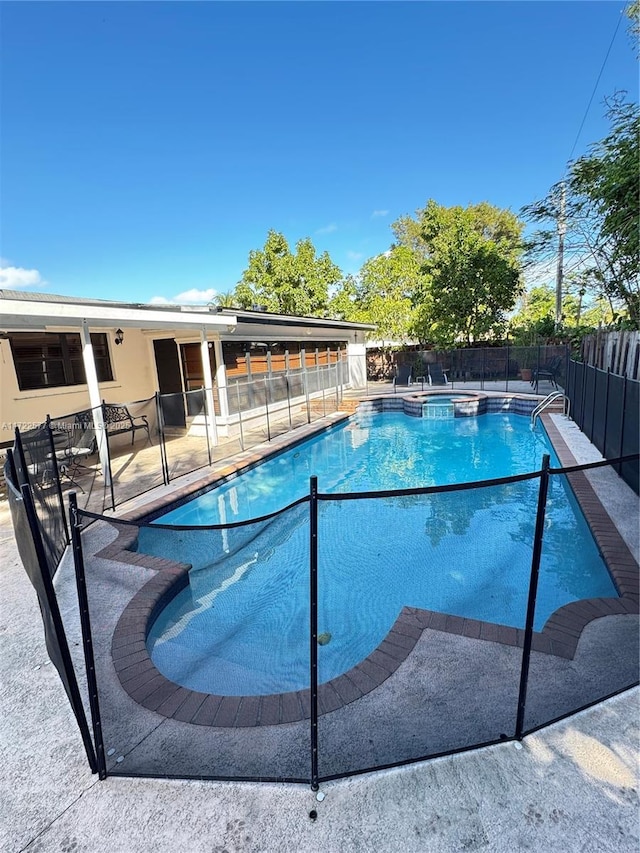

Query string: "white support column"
[[347, 338, 367, 389], [213, 338, 230, 420], [80, 321, 111, 486], [200, 329, 218, 447]]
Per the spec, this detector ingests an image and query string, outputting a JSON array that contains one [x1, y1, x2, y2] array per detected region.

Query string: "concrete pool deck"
[[1, 394, 639, 852]]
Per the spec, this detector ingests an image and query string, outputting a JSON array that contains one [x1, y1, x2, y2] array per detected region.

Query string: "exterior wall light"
[[114, 328, 124, 346]]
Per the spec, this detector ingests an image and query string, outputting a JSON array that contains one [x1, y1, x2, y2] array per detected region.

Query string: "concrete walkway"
[[1, 395, 639, 852]]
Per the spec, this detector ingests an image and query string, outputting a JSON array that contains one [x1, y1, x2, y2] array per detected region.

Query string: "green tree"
[[402, 200, 524, 346], [509, 284, 581, 342], [328, 246, 423, 343], [237, 230, 342, 316], [524, 97, 640, 326]]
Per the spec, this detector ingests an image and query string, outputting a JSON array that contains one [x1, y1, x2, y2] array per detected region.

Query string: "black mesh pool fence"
[[159, 389, 213, 483], [8, 413, 639, 788], [5, 456, 97, 772], [13, 422, 68, 576], [315, 477, 538, 778], [106, 395, 165, 507], [72, 500, 313, 782]]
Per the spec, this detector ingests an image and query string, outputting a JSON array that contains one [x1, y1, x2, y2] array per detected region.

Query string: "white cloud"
[[371, 209, 389, 218], [175, 288, 217, 304], [346, 250, 364, 262], [0, 265, 46, 289], [148, 288, 218, 306], [316, 223, 338, 235]]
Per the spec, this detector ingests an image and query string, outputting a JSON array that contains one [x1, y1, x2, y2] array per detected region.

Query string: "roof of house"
[[0, 290, 374, 337]]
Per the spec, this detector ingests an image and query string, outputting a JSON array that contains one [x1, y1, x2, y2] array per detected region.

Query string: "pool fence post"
[[505, 337, 510, 393], [515, 454, 551, 740], [285, 374, 293, 430], [617, 374, 628, 477], [69, 491, 108, 779], [45, 414, 70, 545], [589, 362, 598, 442], [264, 377, 271, 442], [309, 475, 320, 791], [155, 392, 170, 486], [235, 381, 245, 451], [304, 365, 311, 424], [321, 366, 327, 416], [602, 368, 611, 459]]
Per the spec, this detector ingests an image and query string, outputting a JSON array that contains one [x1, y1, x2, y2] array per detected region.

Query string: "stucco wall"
[[0, 329, 157, 445]]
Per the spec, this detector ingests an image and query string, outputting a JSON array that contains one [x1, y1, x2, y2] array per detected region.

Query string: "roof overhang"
[[0, 298, 237, 333], [0, 292, 375, 341]]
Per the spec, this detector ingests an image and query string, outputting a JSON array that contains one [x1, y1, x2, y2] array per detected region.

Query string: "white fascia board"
[[0, 299, 237, 332]]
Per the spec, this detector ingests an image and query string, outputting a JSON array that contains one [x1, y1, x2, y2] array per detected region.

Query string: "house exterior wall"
[[0, 328, 156, 445], [1, 320, 370, 446]]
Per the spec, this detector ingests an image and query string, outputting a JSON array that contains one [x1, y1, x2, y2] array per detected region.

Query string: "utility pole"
[[555, 181, 566, 330]]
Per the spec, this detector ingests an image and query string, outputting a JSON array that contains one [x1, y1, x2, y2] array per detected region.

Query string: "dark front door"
[[153, 339, 186, 428]]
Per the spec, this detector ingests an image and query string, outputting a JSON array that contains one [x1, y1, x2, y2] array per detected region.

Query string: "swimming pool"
[[154, 411, 556, 525], [142, 411, 618, 695]]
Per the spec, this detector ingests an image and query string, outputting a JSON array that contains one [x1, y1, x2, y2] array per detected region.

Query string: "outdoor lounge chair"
[[393, 364, 413, 390], [531, 356, 563, 391], [427, 363, 448, 386]]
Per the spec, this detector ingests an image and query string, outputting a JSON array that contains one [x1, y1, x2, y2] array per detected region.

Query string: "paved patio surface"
[[1, 382, 638, 852]]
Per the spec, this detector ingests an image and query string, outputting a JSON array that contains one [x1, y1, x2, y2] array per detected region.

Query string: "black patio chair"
[[427, 363, 449, 386], [531, 356, 563, 391], [51, 415, 98, 492], [393, 364, 413, 391]]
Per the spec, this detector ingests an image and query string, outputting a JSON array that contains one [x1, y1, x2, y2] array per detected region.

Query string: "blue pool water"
[[143, 412, 618, 695], [156, 411, 556, 525]]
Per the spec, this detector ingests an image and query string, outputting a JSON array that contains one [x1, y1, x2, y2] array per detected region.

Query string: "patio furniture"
[[52, 416, 98, 491], [531, 356, 563, 391], [427, 363, 448, 386], [393, 364, 413, 390], [102, 403, 151, 445]]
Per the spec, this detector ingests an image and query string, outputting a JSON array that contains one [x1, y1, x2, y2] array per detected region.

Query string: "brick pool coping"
[[97, 399, 639, 728]]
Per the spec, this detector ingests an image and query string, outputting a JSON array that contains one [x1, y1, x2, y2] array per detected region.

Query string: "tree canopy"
[[401, 200, 525, 346], [329, 246, 422, 343], [235, 229, 343, 316], [523, 96, 639, 326]]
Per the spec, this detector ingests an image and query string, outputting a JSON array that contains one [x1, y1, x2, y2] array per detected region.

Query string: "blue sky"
[[1, 1, 637, 305]]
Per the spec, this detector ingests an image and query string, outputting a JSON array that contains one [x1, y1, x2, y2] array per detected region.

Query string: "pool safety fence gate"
[[17, 452, 635, 788], [8, 363, 346, 580]]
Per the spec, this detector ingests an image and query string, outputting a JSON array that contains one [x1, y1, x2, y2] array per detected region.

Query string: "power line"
[[566, 5, 626, 166]]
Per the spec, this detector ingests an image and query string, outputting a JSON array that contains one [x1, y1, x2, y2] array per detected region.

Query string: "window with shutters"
[[9, 332, 114, 391]]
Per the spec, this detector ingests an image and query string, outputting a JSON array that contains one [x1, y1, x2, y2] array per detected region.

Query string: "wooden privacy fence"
[[580, 331, 639, 380]]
